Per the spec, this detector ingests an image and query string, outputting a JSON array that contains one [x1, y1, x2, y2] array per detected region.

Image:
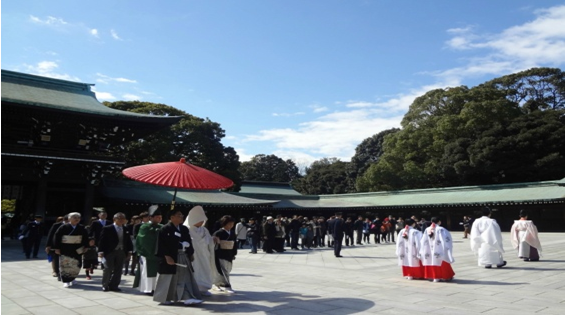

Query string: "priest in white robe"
[[470, 207, 507, 268], [184, 206, 218, 296], [396, 218, 424, 280], [510, 210, 542, 261], [420, 217, 455, 282]]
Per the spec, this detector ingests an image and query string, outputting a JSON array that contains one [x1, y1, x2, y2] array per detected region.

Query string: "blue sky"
[[2, 1, 565, 167]]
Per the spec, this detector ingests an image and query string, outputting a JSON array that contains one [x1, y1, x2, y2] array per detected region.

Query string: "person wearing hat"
[[134, 205, 163, 295], [24, 214, 44, 259], [184, 205, 219, 295], [470, 207, 507, 268]]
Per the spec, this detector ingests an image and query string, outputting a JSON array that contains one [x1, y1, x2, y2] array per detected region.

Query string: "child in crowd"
[[83, 237, 98, 280]]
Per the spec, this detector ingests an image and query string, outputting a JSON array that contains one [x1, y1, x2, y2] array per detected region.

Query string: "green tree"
[[348, 128, 400, 192], [104, 101, 242, 190], [360, 67, 565, 191], [293, 158, 350, 195], [240, 154, 301, 182]]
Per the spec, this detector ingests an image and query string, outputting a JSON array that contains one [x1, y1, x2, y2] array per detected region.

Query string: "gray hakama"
[[153, 250, 202, 303]]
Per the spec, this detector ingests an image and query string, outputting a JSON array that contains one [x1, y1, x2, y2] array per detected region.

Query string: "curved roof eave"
[[1, 70, 181, 124]]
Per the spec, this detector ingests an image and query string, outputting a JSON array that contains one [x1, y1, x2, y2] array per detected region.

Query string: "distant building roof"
[[100, 178, 565, 209], [100, 179, 278, 206], [237, 181, 303, 196], [1, 69, 180, 124]]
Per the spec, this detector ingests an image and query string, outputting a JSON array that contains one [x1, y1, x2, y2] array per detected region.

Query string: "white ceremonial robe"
[[396, 227, 423, 267], [510, 220, 542, 258], [138, 256, 157, 293], [184, 206, 218, 292], [420, 226, 454, 266], [470, 216, 505, 266]]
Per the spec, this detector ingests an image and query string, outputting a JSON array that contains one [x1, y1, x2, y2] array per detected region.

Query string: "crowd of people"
[[395, 206, 543, 283], [14, 205, 543, 306], [34, 206, 239, 306]]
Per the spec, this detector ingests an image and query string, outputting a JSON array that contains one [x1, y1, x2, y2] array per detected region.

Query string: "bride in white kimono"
[[470, 207, 506, 268], [510, 210, 542, 261], [184, 206, 219, 295]]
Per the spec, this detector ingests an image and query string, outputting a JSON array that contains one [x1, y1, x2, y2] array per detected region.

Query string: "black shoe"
[[523, 258, 530, 261], [129, 272, 135, 276], [484, 265, 492, 269], [335, 255, 343, 257], [496, 261, 507, 268], [102, 287, 110, 292], [110, 287, 122, 292]]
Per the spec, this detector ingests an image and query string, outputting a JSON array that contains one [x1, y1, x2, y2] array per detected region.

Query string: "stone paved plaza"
[[2, 232, 565, 314]]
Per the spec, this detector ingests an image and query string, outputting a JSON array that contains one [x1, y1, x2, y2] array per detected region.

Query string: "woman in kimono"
[[212, 215, 237, 293], [420, 217, 455, 282], [184, 205, 218, 295], [510, 210, 542, 261], [53, 212, 89, 288], [395, 218, 424, 280]]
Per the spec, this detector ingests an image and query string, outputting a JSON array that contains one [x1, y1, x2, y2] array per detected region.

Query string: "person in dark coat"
[[262, 216, 276, 254], [24, 214, 44, 259], [89, 211, 111, 246], [333, 212, 345, 257], [45, 214, 68, 279], [246, 218, 260, 254], [344, 217, 354, 246], [98, 212, 133, 292], [354, 216, 364, 245], [288, 215, 302, 250], [53, 212, 89, 288], [153, 209, 202, 306]]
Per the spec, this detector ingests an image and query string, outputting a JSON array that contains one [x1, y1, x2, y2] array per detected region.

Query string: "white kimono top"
[[420, 225, 454, 266], [510, 220, 542, 255], [396, 227, 423, 267], [184, 206, 217, 291]]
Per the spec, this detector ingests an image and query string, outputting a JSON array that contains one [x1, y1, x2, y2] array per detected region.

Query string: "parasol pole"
[[171, 188, 178, 210]]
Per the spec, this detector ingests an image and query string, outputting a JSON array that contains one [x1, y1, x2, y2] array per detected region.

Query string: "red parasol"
[[122, 158, 234, 210]]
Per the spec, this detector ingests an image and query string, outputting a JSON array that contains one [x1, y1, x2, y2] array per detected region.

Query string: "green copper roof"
[[1, 70, 180, 123], [100, 178, 564, 209], [311, 178, 565, 208], [100, 179, 278, 206]]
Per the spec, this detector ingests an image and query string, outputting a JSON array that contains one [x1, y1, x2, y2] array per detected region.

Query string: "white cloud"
[[90, 28, 99, 37], [21, 61, 80, 81], [441, 5, 565, 81], [29, 15, 68, 26], [91, 87, 117, 101], [96, 73, 137, 84], [122, 93, 141, 101], [234, 148, 254, 162], [272, 112, 305, 117], [310, 104, 329, 113], [111, 29, 123, 41], [245, 109, 403, 161]]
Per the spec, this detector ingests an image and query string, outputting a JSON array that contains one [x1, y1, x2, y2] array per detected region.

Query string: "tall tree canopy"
[[104, 101, 242, 190], [239, 154, 301, 182], [347, 128, 400, 192], [293, 158, 350, 195], [357, 67, 565, 192]]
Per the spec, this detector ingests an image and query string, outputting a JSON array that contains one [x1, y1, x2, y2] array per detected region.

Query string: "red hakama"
[[401, 262, 425, 279], [423, 261, 455, 280]]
